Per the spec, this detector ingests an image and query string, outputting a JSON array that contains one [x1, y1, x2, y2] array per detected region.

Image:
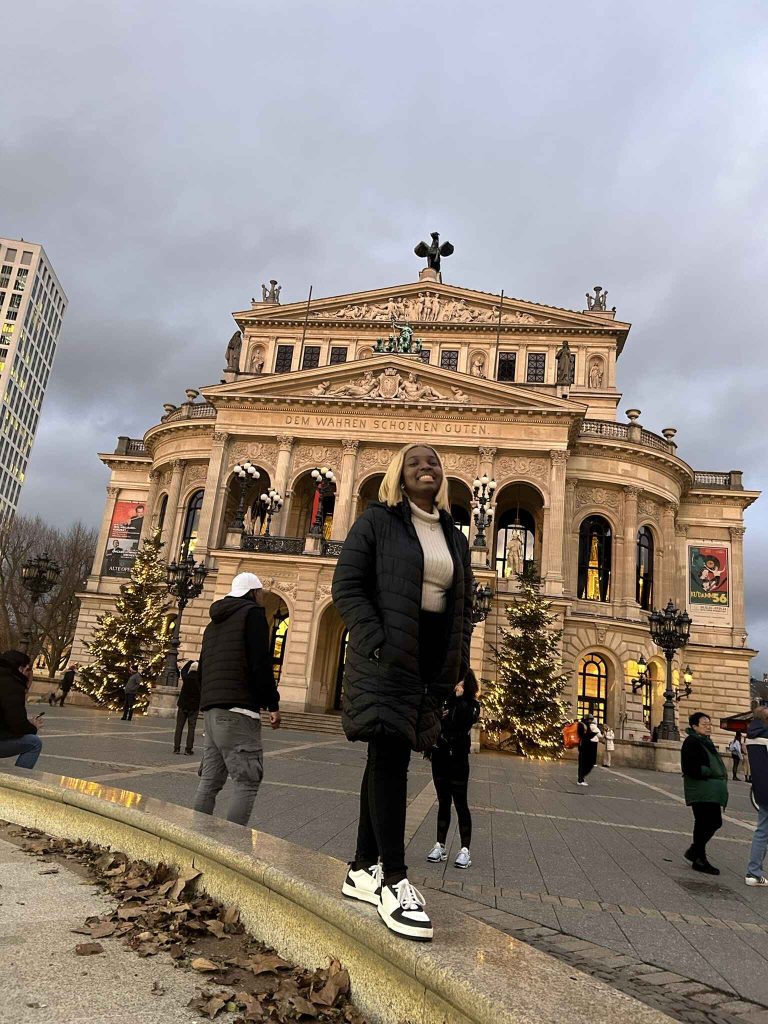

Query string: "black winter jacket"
[[199, 597, 280, 713], [0, 656, 37, 740], [434, 694, 481, 758], [177, 661, 201, 712], [332, 500, 473, 751], [747, 718, 768, 810]]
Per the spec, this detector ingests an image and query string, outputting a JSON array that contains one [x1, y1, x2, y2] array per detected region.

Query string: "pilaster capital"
[[171, 459, 185, 471], [624, 485, 642, 499], [276, 434, 295, 450], [729, 526, 746, 540], [211, 430, 229, 445], [675, 523, 688, 538], [663, 501, 678, 517], [565, 477, 578, 493], [549, 449, 570, 466], [341, 439, 360, 455], [149, 469, 161, 483], [478, 446, 497, 460], [106, 486, 120, 498]]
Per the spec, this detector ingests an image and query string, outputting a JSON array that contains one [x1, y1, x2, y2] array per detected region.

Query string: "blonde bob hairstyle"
[[378, 443, 450, 512]]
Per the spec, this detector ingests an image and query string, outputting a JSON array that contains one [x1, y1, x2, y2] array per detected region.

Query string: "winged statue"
[[414, 231, 454, 273]]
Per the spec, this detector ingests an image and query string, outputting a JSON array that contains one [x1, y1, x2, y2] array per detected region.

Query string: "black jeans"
[[691, 801, 722, 860], [354, 610, 450, 885], [432, 747, 471, 848], [121, 693, 136, 720], [577, 743, 597, 783], [732, 754, 741, 780], [174, 708, 199, 752]]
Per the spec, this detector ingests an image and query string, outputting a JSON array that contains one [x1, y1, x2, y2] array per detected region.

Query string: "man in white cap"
[[193, 572, 281, 825]]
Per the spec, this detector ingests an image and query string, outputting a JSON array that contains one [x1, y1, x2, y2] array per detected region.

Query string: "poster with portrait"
[[101, 500, 146, 578], [688, 544, 731, 625]]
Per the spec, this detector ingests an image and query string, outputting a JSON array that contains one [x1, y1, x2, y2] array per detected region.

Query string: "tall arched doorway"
[[218, 465, 272, 544], [309, 602, 347, 711], [356, 474, 384, 519], [286, 471, 336, 539], [449, 478, 472, 540], [492, 482, 544, 578]]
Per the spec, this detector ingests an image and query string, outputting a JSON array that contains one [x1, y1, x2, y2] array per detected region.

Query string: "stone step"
[[278, 711, 345, 735]]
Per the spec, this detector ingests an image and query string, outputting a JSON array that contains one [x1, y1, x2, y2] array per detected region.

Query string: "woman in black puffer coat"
[[332, 443, 473, 941]]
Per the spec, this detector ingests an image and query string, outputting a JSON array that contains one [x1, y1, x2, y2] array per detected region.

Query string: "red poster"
[[101, 500, 145, 578]]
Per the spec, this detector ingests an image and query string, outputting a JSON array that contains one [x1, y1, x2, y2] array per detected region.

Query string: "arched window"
[[578, 654, 608, 725], [495, 508, 535, 578], [451, 503, 470, 540], [271, 609, 289, 684], [180, 490, 204, 557], [636, 526, 654, 610], [156, 494, 168, 535], [577, 516, 612, 601]]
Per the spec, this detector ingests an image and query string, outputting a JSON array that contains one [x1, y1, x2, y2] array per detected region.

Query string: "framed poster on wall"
[[687, 544, 732, 626], [101, 500, 145, 578]]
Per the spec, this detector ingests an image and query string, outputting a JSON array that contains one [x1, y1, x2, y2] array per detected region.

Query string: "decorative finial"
[[261, 279, 281, 304], [586, 285, 608, 311], [414, 232, 454, 274]]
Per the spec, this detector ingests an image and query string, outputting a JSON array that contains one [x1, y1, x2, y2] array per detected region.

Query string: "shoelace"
[[368, 862, 383, 885], [394, 878, 426, 911]]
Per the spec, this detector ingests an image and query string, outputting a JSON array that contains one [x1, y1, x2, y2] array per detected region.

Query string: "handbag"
[[562, 722, 580, 749]]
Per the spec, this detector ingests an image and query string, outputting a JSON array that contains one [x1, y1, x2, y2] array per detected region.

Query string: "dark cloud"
[[4, 0, 766, 673]]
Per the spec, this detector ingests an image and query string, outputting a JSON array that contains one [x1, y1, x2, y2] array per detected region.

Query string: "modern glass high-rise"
[[0, 238, 68, 518]]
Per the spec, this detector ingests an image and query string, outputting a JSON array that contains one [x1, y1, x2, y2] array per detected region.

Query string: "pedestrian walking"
[[0, 651, 44, 769], [174, 659, 201, 755], [742, 731, 751, 782], [728, 732, 744, 781], [192, 573, 281, 826], [58, 664, 78, 706], [745, 706, 768, 886], [576, 714, 602, 785], [333, 443, 473, 942], [426, 668, 481, 870], [681, 711, 728, 874], [121, 666, 141, 721], [602, 726, 615, 768]]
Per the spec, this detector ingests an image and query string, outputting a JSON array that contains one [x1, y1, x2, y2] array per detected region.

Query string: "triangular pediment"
[[233, 281, 628, 333], [201, 355, 585, 415]]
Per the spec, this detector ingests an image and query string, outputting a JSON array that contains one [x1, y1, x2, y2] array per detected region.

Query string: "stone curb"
[[0, 768, 675, 1024]]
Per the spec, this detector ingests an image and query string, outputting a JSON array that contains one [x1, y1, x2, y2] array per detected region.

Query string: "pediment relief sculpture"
[[308, 368, 469, 404], [311, 293, 552, 325]]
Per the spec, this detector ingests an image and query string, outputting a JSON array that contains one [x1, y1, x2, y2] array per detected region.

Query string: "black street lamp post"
[[471, 580, 493, 626], [20, 551, 61, 654], [471, 475, 497, 548], [310, 466, 336, 535], [648, 600, 693, 741], [260, 488, 284, 536], [161, 554, 208, 687], [231, 460, 260, 530]]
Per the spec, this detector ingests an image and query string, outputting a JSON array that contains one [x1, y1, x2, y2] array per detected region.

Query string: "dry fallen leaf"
[[90, 921, 117, 939], [38, 866, 59, 875], [222, 905, 240, 926], [75, 942, 104, 956], [168, 866, 201, 902], [191, 957, 220, 972], [206, 920, 226, 939]]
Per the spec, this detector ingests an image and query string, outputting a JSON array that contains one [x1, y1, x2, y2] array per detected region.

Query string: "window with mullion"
[[329, 346, 347, 365], [526, 352, 546, 382], [440, 350, 459, 371], [275, 345, 294, 373], [497, 352, 516, 381], [301, 346, 321, 370]]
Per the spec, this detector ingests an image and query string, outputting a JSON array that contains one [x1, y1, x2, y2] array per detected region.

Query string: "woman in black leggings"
[[332, 444, 473, 942], [427, 669, 481, 869]]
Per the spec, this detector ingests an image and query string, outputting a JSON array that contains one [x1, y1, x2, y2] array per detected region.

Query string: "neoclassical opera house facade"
[[72, 261, 758, 740]]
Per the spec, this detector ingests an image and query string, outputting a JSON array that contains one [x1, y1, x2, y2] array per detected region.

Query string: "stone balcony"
[[240, 534, 344, 557]]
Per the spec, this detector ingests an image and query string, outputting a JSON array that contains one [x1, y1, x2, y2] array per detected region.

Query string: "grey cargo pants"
[[193, 709, 264, 826]]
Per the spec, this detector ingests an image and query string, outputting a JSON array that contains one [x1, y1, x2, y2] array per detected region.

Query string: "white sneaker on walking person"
[[378, 878, 433, 941], [745, 874, 768, 886], [341, 861, 382, 905], [426, 842, 447, 863], [454, 847, 471, 869]]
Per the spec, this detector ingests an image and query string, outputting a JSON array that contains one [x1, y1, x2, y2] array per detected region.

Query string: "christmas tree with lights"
[[79, 534, 169, 711], [483, 566, 570, 758]]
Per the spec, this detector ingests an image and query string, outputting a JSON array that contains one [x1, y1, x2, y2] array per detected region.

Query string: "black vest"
[[199, 597, 255, 710]]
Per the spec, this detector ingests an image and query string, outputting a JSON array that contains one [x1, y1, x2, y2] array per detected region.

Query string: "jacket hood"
[[208, 595, 256, 624], [0, 654, 27, 679]]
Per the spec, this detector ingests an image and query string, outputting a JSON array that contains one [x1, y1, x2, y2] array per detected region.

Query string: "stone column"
[[675, 523, 688, 611], [730, 526, 746, 636], [331, 440, 359, 540], [621, 485, 640, 614], [194, 431, 229, 559], [89, 485, 120, 582], [273, 435, 294, 535], [660, 502, 677, 608], [562, 477, 578, 595], [543, 450, 568, 595], [139, 470, 162, 543], [469, 446, 496, 550], [162, 460, 185, 558]]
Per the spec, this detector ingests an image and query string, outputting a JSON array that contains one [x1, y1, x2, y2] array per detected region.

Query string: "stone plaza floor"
[[9, 705, 768, 1022]]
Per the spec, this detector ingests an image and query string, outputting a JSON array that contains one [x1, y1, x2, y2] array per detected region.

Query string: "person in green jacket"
[[681, 711, 728, 875]]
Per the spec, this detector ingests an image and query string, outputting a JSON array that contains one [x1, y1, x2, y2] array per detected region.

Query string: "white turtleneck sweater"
[[409, 500, 454, 612]]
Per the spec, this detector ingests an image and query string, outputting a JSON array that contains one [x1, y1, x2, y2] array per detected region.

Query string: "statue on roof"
[[414, 231, 454, 273], [585, 285, 608, 311], [261, 279, 281, 303], [374, 320, 423, 355], [555, 340, 575, 385], [225, 330, 242, 373]]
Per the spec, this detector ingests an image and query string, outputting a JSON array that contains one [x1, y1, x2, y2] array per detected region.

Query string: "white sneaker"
[[577, 781, 588, 787], [378, 878, 433, 941], [342, 862, 382, 905], [426, 842, 447, 863], [454, 847, 471, 869], [745, 874, 768, 886]]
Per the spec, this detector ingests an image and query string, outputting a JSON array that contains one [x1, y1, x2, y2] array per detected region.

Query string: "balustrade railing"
[[321, 540, 345, 558], [580, 419, 674, 454], [693, 471, 743, 490], [240, 535, 305, 554]]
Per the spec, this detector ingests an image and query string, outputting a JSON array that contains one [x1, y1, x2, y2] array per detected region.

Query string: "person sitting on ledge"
[[0, 650, 44, 769]]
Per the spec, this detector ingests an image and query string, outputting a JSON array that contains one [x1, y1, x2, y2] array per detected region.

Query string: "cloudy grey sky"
[[3, 1, 767, 672]]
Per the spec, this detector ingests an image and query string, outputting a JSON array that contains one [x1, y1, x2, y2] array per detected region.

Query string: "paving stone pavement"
[[9, 705, 768, 1022]]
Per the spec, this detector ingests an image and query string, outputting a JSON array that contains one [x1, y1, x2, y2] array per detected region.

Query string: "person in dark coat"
[[0, 651, 44, 768], [59, 664, 77, 706], [174, 659, 201, 755], [333, 443, 473, 942], [193, 573, 281, 825], [745, 706, 768, 885], [426, 668, 481, 869], [576, 714, 601, 786], [681, 711, 728, 874]]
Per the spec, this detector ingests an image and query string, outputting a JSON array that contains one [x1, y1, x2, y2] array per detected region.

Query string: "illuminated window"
[[271, 609, 290, 683], [495, 508, 535, 578], [578, 654, 608, 725], [636, 527, 654, 610], [179, 489, 204, 557], [577, 516, 612, 601]]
